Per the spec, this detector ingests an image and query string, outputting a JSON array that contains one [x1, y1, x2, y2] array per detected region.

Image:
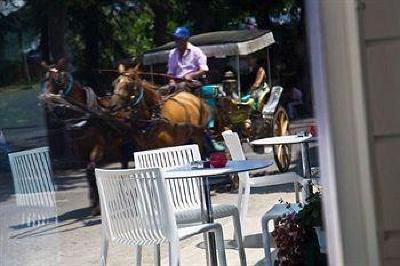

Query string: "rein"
[[97, 69, 189, 82], [61, 72, 74, 96], [129, 82, 144, 107]]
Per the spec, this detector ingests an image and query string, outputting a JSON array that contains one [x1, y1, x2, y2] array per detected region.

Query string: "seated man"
[[160, 26, 209, 95]]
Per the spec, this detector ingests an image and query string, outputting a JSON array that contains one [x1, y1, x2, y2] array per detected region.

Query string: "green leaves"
[[296, 192, 323, 228]]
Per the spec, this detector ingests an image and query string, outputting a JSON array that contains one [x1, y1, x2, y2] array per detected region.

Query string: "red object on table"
[[309, 125, 318, 137], [209, 152, 227, 168]]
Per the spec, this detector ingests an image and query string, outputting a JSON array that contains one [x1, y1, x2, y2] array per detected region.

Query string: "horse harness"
[[112, 75, 144, 111], [41, 67, 74, 96], [113, 76, 200, 135]]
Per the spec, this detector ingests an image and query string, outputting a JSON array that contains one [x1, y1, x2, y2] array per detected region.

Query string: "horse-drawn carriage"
[[143, 30, 291, 172], [38, 30, 291, 213]]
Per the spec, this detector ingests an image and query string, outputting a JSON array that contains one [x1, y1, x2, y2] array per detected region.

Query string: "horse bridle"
[[112, 75, 144, 112], [41, 66, 74, 96]]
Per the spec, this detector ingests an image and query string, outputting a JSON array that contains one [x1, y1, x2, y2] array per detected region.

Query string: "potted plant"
[[271, 204, 306, 266], [272, 192, 326, 266], [295, 192, 326, 255]]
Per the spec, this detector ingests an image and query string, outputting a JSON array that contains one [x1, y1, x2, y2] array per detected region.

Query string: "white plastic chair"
[[8, 147, 57, 226], [134, 145, 246, 266], [222, 130, 301, 235], [95, 167, 227, 266]]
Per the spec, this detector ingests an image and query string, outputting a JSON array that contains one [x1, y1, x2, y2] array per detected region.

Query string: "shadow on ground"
[[54, 173, 88, 192], [8, 207, 100, 239]]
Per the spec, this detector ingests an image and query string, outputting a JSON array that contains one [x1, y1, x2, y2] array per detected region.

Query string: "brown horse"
[[110, 64, 210, 152], [81, 64, 211, 214]]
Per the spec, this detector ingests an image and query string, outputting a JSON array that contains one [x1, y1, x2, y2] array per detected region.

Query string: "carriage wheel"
[[272, 106, 291, 172]]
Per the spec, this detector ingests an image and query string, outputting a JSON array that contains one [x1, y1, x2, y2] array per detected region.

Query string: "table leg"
[[301, 142, 313, 200], [202, 176, 218, 266], [200, 178, 210, 265]]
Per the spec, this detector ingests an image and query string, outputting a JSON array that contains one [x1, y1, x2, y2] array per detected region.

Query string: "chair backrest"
[[134, 145, 202, 210], [8, 147, 56, 208], [223, 130, 300, 232], [134, 144, 201, 169], [262, 86, 284, 116], [95, 168, 177, 246], [222, 131, 249, 186], [222, 130, 252, 233]]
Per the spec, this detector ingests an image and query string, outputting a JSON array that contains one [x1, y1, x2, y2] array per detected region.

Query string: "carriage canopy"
[[143, 30, 275, 65]]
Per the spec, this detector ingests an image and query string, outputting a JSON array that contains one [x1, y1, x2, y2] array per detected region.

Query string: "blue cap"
[[173, 26, 191, 40]]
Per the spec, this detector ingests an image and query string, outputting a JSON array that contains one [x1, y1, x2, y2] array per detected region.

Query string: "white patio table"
[[164, 159, 273, 266], [250, 134, 318, 199]]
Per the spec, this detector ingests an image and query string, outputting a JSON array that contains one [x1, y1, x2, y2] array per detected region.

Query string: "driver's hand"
[[183, 73, 194, 82], [169, 79, 176, 88]]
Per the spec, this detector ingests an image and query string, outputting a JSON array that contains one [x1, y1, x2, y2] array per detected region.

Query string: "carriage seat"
[[234, 87, 270, 111], [262, 86, 284, 118], [236, 96, 255, 107]]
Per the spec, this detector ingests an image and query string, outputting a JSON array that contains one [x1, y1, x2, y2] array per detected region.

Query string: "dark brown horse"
[[42, 59, 83, 104], [40, 59, 126, 214]]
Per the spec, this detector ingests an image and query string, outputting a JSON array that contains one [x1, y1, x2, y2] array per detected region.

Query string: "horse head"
[[111, 64, 143, 108], [40, 58, 89, 121], [40, 58, 72, 95]]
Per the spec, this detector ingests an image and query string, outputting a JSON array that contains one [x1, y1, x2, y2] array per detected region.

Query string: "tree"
[[147, 1, 170, 46], [0, 1, 36, 82], [27, 0, 67, 62], [47, 1, 67, 61], [71, 1, 102, 88]]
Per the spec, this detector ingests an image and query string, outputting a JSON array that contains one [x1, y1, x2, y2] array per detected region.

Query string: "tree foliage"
[[0, 0, 307, 92]]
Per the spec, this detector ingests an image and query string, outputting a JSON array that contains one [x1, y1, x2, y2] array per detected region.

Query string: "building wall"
[[307, 0, 382, 265], [360, 0, 400, 265]]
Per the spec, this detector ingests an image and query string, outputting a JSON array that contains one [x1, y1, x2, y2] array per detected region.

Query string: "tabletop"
[[250, 135, 316, 146], [163, 160, 273, 179]]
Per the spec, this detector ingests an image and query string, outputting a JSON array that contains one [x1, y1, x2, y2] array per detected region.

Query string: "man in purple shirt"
[[161, 26, 209, 94]]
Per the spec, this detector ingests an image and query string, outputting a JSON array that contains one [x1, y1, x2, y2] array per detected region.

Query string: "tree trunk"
[[43, 1, 67, 159], [39, 10, 50, 63], [149, 2, 170, 46], [47, 1, 66, 61], [17, 30, 31, 82], [81, 4, 100, 89]]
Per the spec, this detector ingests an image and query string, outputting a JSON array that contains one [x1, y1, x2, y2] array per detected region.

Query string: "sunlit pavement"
[[1, 171, 296, 265], [0, 119, 316, 266]]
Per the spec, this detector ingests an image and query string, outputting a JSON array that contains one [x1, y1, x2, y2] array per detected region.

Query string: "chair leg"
[[294, 182, 300, 203], [239, 185, 251, 236], [135, 246, 142, 266], [214, 225, 227, 266], [232, 210, 247, 266], [99, 238, 109, 266], [169, 241, 180, 266], [261, 215, 273, 266], [154, 244, 161, 266]]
